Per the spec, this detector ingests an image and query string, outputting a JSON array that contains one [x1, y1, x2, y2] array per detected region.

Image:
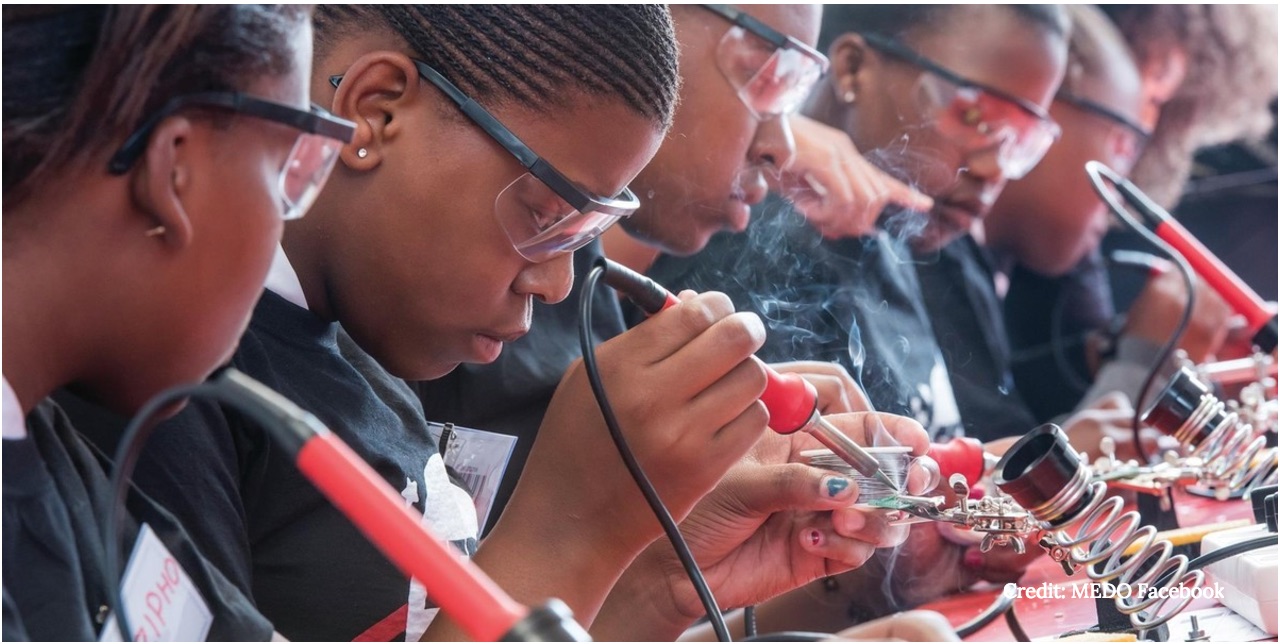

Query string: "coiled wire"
[[1173, 393, 1278, 494], [1035, 479, 1206, 633]]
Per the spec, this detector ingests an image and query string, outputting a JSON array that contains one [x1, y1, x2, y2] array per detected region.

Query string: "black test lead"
[[599, 258, 900, 494]]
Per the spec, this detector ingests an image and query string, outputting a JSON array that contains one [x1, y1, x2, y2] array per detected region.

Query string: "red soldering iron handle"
[[927, 437, 986, 487], [760, 369, 819, 434], [1153, 219, 1274, 332], [600, 258, 820, 433]]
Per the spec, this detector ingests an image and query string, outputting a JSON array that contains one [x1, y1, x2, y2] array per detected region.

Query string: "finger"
[[656, 308, 766, 396], [771, 361, 869, 413], [878, 172, 934, 213], [799, 518, 876, 572], [627, 291, 737, 365], [821, 412, 931, 456], [684, 357, 770, 434], [701, 400, 772, 472], [723, 462, 862, 516], [831, 507, 907, 548], [836, 611, 959, 642]]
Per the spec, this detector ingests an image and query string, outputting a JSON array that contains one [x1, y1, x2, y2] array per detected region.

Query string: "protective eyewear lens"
[[715, 25, 825, 118], [495, 173, 631, 263], [916, 74, 1059, 179], [279, 133, 343, 221]]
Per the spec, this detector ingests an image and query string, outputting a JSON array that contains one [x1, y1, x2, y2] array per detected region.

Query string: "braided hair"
[[3, 5, 311, 205], [315, 5, 680, 128]]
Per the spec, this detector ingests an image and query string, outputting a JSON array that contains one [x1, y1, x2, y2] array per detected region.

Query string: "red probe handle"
[[927, 437, 986, 487], [1155, 219, 1274, 330], [297, 434, 527, 641]]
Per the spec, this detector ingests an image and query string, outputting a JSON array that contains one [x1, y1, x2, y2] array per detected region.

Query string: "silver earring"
[[841, 89, 856, 104], [357, 148, 368, 159], [144, 225, 166, 238]]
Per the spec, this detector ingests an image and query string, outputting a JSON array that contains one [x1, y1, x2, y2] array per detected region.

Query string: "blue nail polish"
[[826, 477, 850, 497]]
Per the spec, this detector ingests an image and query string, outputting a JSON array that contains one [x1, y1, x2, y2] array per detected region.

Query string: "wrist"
[[594, 545, 698, 641]]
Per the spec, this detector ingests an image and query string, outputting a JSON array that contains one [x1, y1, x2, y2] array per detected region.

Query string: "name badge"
[[100, 524, 212, 642], [428, 422, 516, 529]]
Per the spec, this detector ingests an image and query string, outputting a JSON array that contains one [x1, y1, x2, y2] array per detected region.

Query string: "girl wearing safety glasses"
[[55, 5, 823, 642], [2, 6, 353, 641]]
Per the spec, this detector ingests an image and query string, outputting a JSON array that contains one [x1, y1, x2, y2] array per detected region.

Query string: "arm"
[[424, 291, 770, 640], [592, 413, 931, 641]]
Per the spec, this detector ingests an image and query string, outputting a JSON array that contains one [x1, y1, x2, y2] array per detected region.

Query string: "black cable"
[[104, 382, 219, 642], [1151, 534, 1278, 589], [741, 632, 829, 642], [1086, 162, 1197, 464], [579, 265, 732, 642], [743, 604, 757, 639], [955, 590, 1015, 638], [1005, 604, 1030, 642]]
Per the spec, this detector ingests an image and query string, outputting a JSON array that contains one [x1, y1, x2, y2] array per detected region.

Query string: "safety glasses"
[[862, 32, 1061, 180], [702, 4, 829, 119], [331, 61, 640, 263], [1055, 89, 1151, 174], [108, 92, 355, 221]]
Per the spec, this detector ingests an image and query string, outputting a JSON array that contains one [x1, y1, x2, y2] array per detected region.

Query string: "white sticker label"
[[99, 524, 213, 642], [427, 422, 516, 530]]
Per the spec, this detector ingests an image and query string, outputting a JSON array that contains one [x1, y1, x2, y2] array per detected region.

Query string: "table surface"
[[920, 489, 1266, 641]]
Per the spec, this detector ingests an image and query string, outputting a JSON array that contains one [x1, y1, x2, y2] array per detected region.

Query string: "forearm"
[[592, 545, 695, 641], [422, 500, 644, 641]]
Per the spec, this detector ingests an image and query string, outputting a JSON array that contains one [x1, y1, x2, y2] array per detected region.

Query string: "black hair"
[[314, 5, 680, 128], [818, 4, 1070, 53], [3, 5, 311, 204]]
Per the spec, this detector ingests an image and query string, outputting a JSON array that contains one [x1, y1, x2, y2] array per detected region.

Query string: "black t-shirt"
[[71, 290, 479, 642], [413, 240, 627, 533], [648, 198, 963, 440], [1003, 249, 1115, 421], [915, 237, 1039, 441], [2, 399, 272, 642]]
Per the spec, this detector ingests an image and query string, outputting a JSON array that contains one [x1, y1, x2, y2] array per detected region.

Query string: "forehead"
[[902, 6, 1066, 108]]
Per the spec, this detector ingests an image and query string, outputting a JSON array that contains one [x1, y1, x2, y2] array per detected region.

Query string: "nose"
[[513, 252, 574, 305], [961, 141, 1009, 190], [748, 114, 796, 171]]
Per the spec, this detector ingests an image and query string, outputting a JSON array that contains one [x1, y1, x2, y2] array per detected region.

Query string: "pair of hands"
[[1123, 269, 1235, 363]]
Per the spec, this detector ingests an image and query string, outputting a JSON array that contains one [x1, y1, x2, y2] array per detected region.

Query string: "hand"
[[598, 413, 930, 639], [770, 360, 872, 413], [1061, 392, 1161, 462], [1124, 271, 1232, 362], [771, 115, 933, 240], [834, 610, 959, 642], [474, 291, 770, 633]]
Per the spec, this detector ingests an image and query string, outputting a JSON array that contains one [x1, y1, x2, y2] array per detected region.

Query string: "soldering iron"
[[599, 258, 901, 494]]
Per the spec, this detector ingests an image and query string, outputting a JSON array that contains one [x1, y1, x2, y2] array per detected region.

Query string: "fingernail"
[[963, 549, 983, 568], [805, 529, 824, 548], [825, 476, 854, 498], [839, 510, 866, 533]]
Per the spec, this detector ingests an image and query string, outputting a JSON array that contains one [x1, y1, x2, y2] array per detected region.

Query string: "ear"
[[130, 115, 197, 249], [829, 33, 869, 100], [1141, 45, 1187, 106], [326, 52, 421, 171]]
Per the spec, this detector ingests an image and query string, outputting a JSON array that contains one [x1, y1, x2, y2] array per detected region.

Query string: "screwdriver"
[[600, 258, 900, 494]]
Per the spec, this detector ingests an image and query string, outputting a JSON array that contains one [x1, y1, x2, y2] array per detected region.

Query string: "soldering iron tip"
[[875, 470, 901, 494]]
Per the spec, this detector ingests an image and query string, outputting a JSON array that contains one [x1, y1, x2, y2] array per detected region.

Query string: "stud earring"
[[144, 225, 166, 238], [356, 148, 368, 159], [841, 89, 856, 104]]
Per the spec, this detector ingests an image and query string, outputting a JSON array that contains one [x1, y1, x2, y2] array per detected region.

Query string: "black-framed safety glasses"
[[701, 4, 829, 119], [1055, 89, 1151, 172], [860, 32, 1062, 180], [331, 61, 641, 262], [108, 92, 356, 220]]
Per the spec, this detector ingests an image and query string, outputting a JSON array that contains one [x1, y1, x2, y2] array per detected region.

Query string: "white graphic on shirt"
[[404, 453, 480, 642], [400, 477, 419, 505]]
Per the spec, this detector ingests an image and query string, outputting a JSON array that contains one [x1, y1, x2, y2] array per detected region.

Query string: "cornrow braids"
[[3, 5, 311, 205], [316, 5, 680, 128], [819, 5, 1070, 53]]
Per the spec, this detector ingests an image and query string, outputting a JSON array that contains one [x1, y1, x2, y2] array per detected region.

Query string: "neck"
[[3, 238, 97, 416], [280, 204, 336, 322], [602, 227, 662, 274]]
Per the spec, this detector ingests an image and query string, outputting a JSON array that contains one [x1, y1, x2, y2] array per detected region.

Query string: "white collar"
[[265, 244, 309, 310], [3, 375, 27, 440]]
